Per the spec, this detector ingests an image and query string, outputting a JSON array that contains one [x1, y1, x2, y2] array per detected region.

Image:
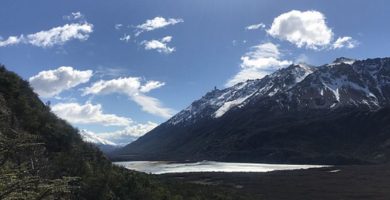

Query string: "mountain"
[[79, 130, 120, 153], [79, 129, 117, 146], [0, 65, 240, 200], [112, 57, 390, 164]]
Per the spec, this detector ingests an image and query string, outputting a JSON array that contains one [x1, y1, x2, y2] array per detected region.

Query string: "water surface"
[[114, 161, 327, 174]]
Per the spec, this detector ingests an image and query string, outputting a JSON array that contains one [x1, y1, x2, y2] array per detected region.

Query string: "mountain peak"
[[80, 129, 117, 146], [117, 57, 390, 164], [332, 57, 356, 65], [168, 63, 317, 125], [167, 57, 390, 126]]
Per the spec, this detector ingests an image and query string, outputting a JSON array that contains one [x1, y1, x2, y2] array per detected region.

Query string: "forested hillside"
[[0, 65, 238, 200]]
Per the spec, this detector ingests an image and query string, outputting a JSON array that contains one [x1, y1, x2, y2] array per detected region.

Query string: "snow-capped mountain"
[[168, 57, 390, 126], [168, 63, 315, 125], [113, 57, 390, 164], [79, 130, 121, 153], [283, 57, 390, 110], [80, 130, 117, 146]]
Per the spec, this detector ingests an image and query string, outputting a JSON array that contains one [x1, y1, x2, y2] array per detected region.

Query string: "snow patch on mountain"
[[167, 58, 390, 126], [168, 64, 315, 125], [79, 130, 117, 146], [214, 93, 254, 118], [328, 57, 356, 66]]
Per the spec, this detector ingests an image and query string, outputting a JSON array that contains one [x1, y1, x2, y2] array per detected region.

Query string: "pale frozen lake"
[[114, 161, 327, 174]]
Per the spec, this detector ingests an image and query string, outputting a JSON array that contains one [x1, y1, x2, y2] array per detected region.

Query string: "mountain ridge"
[[112, 57, 390, 164]]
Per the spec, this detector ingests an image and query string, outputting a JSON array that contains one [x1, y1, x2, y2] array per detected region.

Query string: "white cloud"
[[161, 36, 172, 43], [294, 54, 310, 64], [267, 10, 333, 50], [0, 23, 93, 48], [29, 66, 93, 98], [119, 34, 131, 42], [132, 94, 174, 119], [142, 36, 175, 54], [0, 36, 22, 47], [246, 23, 266, 30], [80, 121, 157, 146], [140, 81, 166, 93], [83, 77, 150, 95], [115, 24, 123, 30], [95, 67, 127, 78], [135, 16, 183, 36], [63, 12, 84, 21], [332, 36, 358, 49], [52, 102, 131, 126], [99, 121, 158, 145], [27, 23, 93, 47], [82, 77, 174, 118], [226, 42, 292, 87]]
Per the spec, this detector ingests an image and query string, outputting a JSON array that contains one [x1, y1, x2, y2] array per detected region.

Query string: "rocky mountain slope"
[[113, 57, 390, 164]]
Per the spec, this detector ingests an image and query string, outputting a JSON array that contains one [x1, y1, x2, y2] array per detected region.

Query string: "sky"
[[1, 0, 390, 145]]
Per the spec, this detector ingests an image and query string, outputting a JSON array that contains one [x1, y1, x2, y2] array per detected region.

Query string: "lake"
[[114, 161, 327, 174]]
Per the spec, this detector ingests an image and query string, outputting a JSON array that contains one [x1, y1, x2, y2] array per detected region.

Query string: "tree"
[[0, 129, 78, 199]]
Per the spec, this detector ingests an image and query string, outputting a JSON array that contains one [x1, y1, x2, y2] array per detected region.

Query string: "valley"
[[160, 164, 390, 200], [1, 1, 390, 198]]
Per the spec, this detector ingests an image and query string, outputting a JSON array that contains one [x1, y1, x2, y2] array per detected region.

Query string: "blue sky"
[[1, 0, 390, 145]]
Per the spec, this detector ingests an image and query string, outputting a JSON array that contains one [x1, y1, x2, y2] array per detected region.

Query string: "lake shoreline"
[[114, 160, 328, 174]]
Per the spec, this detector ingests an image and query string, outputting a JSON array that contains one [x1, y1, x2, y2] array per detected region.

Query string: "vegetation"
[[0, 65, 238, 199]]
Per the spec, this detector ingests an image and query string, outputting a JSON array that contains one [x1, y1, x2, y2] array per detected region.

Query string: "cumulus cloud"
[[332, 36, 358, 49], [267, 10, 333, 50], [29, 66, 93, 98], [119, 34, 131, 42], [226, 42, 292, 86], [245, 23, 266, 30], [142, 36, 175, 54], [135, 16, 183, 36], [63, 12, 84, 21], [0, 22, 93, 48], [82, 77, 174, 118], [52, 102, 131, 126]]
